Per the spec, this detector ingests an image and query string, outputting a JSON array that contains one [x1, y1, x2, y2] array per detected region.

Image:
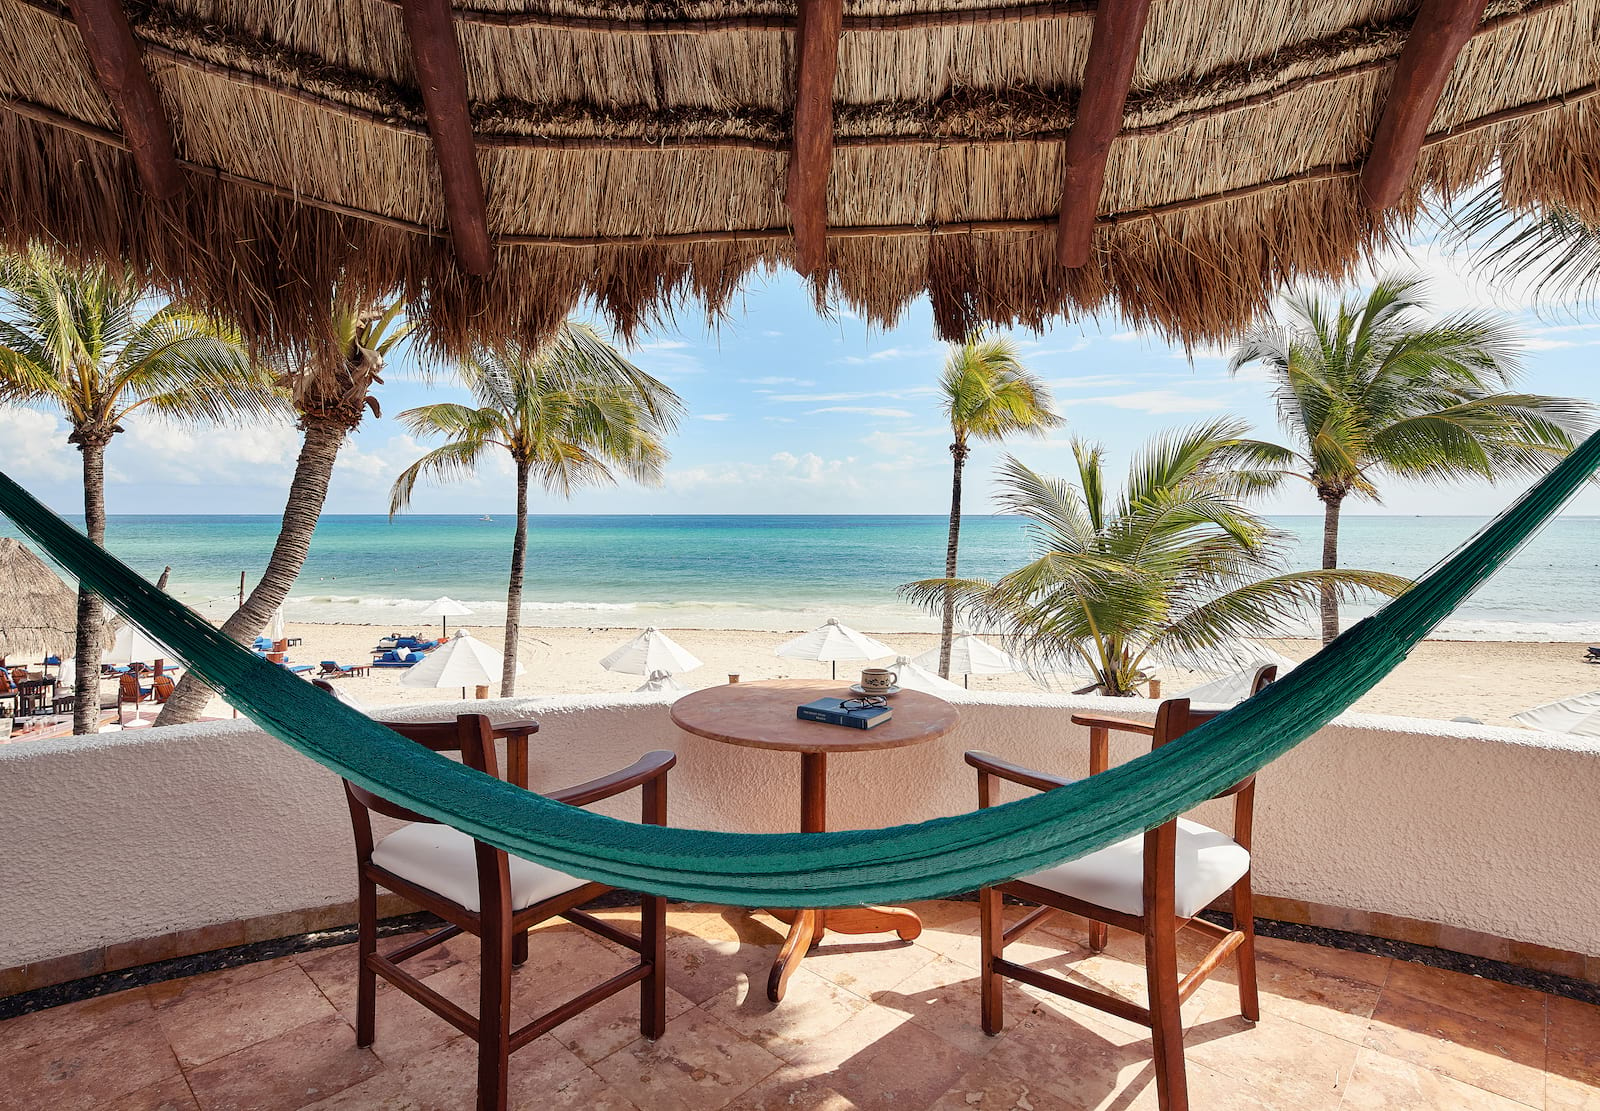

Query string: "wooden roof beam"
[[785, 0, 844, 277], [1361, 0, 1489, 212], [400, 0, 493, 276], [1056, 0, 1151, 267], [67, 0, 184, 200]]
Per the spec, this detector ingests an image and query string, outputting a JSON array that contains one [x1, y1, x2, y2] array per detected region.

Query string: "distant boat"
[[478, 514, 493, 522]]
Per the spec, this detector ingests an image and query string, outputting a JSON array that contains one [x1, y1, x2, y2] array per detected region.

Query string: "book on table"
[[796, 698, 893, 730]]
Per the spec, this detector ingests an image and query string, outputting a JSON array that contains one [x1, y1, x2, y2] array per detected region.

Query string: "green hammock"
[[2, 432, 1596, 907]]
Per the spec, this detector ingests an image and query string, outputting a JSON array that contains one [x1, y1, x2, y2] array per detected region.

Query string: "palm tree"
[[936, 337, 1063, 678], [158, 301, 410, 725], [389, 324, 684, 696], [1229, 275, 1591, 643], [0, 246, 280, 733], [1447, 186, 1600, 304], [903, 421, 1408, 695]]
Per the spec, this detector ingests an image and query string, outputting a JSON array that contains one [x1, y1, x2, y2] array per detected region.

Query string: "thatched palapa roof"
[[1, 0, 1597, 353], [0, 536, 100, 658]]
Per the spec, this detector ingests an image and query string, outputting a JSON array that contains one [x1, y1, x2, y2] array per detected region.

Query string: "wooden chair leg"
[[979, 886, 1004, 1036], [511, 927, 529, 966], [1088, 921, 1109, 952], [1232, 876, 1260, 1022], [354, 875, 377, 1047], [478, 919, 513, 1111], [641, 893, 667, 1039], [1145, 920, 1188, 1111]]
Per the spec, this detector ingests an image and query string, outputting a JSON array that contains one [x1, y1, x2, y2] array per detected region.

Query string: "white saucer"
[[849, 684, 901, 697]]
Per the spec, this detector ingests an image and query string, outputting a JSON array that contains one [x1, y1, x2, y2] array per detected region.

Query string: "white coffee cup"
[[860, 667, 898, 694]]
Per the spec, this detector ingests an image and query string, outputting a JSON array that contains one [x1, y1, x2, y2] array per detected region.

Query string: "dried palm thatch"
[[1, 0, 1598, 356], [0, 535, 112, 659]]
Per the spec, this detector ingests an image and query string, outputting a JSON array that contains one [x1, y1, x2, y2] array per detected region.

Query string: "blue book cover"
[[796, 697, 894, 729]]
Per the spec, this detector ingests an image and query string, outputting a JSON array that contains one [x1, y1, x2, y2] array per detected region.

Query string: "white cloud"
[[1047, 375, 1136, 390], [763, 416, 796, 423], [0, 408, 77, 481], [836, 344, 944, 365], [633, 339, 690, 351], [696, 413, 732, 422], [1524, 338, 1577, 351], [771, 387, 935, 404], [808, 406, 914, 418], [116, 419, 302, 486], [739, 376, 816, 386], [761, 330, 784, 338], [1109, 332, 1139, 342], [666, 451, 861, 495], [1067, 390, 1227, 415]]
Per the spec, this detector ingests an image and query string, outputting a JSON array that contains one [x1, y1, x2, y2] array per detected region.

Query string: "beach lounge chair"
[[1586, 645, 1600, 663], [371, 650, 418, 669], [319, 660, 359, 677], [117, 672, 153, 723], [395, 636, 439, 652], [341, 713, 673, 1111]]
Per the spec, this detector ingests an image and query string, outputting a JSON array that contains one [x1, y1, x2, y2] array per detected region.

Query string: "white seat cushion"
[[372, 823, 587, 912], [1020, 818, 1249, 919]]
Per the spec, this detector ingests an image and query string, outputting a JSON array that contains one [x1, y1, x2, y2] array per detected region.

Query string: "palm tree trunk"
[[71, 437, 108, 735], [156, 420, 347, 726], [938, 440, 968, 679], [501, 459, 530, 698], [1319, 493, 1344, 644]]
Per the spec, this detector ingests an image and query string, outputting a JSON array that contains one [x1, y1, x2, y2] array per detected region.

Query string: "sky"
[[4, 221, 1600, 519]]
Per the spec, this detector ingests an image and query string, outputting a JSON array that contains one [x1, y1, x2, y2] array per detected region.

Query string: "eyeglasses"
[[840, 696, 888, 711]]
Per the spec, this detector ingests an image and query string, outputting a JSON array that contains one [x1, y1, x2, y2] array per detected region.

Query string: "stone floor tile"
[[146, 956, 300, 1008], [724, 1067, 865, 1110], [551, 982, 696, 1065], [297, 1032, 589, 1110], [927, 1055, 1070, 1111], [1547, 1072, 1600, 1111], [0, 998, 181, 1110], [153, 963, 339, 1068], [183, 1013, 382, 1111], [415, 930, 633, 1032], [1364, 983, 1546, 1106], [700, 966, 873, 1064], [1383, 960, 1549, 1030], [590, 1006, 785, 1111], [664, 911, 789, 1006], [524, 1067, 645, 1110], [797, 933, 940, 998], [870, 951, 1041, 1058], [1340, 1046, 1534, 1110], [106, 1075, 202, 1111], [976, 1001, 1165, 1110], [1185, 1012, 1356, 1110], [1547, 994, 1600, 1090], [808, 1002, 980, 1110], [0, 986, 154, 1055]]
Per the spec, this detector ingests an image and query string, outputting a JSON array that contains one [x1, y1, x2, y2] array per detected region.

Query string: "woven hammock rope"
[[2, 431, 1596, 907]]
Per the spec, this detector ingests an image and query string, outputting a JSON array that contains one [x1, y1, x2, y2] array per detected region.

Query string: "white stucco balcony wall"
[[3, 691, 1598, 970]]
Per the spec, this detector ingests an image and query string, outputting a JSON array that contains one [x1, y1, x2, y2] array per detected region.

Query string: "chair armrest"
[[546, 751, 677, 808], [1069, 712, 1155, 736], [490, 717, 541, 740], [964, 750, 1076, 794]]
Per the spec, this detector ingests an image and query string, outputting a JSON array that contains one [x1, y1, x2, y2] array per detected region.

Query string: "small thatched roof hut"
[[1, 0, 1596, 352], [0, 536, 88, 659]]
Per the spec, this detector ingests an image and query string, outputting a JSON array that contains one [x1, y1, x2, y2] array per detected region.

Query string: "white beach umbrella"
[[1512, 690, 1600, 737], [775, 618, 895, 679], [886, 655, 963, 695], [268, 606, 286, 643], [400, 632, 523, 698], [601, 627, 703, 677], [635, 670, 686, 693], [418, 596, 474, 638], [1174, 638, 1297, 705], [105, 624, 170, 665], [913, 634, 1025, 687]]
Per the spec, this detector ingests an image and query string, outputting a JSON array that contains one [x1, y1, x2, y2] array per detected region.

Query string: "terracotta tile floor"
[[3, 900, 1597, 1110]]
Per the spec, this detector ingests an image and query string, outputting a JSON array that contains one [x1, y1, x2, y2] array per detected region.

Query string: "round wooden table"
[[670, 678, 959, 1002]]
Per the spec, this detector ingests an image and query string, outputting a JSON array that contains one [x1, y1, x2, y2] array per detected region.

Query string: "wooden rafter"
[[399, 0, 494, 276], [1055, 0, 1151, 267], [785, 0, 845, 277], [66, 0, 184, 200], [1360, 0, 1489, 212]]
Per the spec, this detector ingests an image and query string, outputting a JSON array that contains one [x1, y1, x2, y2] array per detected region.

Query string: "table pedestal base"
[[764, 905, 923, 1002]]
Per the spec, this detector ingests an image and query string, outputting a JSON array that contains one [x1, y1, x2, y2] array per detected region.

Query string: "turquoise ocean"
[[3, 514, 1597, 640]]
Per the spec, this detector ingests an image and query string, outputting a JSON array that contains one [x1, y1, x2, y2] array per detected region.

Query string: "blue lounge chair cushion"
[[404, 652, 425, 663], [286, 664, 314, 674]]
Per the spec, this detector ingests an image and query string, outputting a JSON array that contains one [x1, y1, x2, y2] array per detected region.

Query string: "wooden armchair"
[[966, 694, 1264, 1111], [344, 713, 674, 1111]]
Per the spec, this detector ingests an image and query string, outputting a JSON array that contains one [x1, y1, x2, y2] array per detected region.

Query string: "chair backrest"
[[118, 672, 142, 703], [343, 714, 500, 826], [152, 675, 175, 702], [0, 670, 14, 694]]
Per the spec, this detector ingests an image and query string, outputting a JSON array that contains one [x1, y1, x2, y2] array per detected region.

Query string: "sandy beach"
[[188, 621, 1600, 730]]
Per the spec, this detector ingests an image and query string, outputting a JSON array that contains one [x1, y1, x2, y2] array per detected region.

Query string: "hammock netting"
[[2, 431, 1596, 907]]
